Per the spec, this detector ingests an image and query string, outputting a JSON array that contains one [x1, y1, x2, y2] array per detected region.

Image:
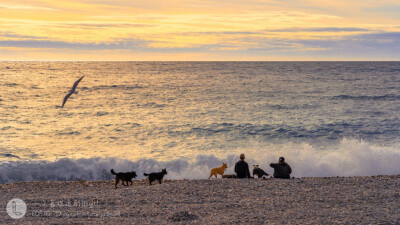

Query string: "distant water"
[[1, 62, 400, 183]]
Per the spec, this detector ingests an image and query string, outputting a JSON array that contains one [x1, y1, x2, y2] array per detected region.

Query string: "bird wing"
[[70, 76, 84, 92], [61, 91, 73, 108]]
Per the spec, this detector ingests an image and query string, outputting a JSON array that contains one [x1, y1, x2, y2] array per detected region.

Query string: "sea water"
[[1, 62, 399, 183]]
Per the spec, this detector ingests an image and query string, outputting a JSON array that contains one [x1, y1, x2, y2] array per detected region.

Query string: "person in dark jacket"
[[235, 154, 251, 178], [270, 157, 292, 179]]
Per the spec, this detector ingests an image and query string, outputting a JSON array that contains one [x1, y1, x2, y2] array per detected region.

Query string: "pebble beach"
[[1, 175, 400, 224]]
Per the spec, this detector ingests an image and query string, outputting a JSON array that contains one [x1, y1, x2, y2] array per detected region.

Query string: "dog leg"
[[159, 179, 162, 184], [115, 179, 119, 189]]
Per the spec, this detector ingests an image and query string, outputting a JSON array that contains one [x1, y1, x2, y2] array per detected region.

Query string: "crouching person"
[[270, 157, 292, 179]]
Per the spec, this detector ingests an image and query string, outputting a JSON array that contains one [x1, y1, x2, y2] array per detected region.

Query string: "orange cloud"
[[0, 0, 399, 60]]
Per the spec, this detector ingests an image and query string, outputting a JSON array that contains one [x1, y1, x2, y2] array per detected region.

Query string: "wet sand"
[[1, 175, 400, 224]]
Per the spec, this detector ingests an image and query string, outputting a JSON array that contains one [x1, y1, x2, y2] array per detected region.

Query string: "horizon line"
[[1, 60, 400, 62]]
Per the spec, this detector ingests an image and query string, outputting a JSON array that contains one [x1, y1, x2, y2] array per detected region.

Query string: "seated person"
[[235, 154, 251, 178], [270, 157, 292, 179]]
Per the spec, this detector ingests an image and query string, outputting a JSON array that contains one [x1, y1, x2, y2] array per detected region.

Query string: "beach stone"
[[168, 210, 199, 222], [1, 176, 400, 224]]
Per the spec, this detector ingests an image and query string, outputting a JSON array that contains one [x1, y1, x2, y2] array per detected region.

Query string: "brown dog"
[[208, 163, 227, 179]]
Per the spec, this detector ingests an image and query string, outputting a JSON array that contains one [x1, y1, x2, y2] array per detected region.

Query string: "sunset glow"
[[1, 0, 400, 60]]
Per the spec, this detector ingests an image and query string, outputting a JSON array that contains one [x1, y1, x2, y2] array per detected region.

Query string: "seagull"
[[61, 76, 84, 108]]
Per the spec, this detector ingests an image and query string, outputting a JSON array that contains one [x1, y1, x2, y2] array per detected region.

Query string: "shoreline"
[[1, 175, 400, 224]]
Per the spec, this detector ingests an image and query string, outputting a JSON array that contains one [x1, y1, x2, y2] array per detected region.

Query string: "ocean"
[[1, 62, 399, 183]]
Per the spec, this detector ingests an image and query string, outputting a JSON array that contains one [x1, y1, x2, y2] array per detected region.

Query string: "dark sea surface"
[[1, 62, 399, 183]]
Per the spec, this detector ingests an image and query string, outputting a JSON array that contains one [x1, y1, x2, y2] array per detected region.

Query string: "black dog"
[[222, 174, 237, 179], [144, 168, 167, 185], [253, 165, 269, 178], [111, 169, 137, 188]]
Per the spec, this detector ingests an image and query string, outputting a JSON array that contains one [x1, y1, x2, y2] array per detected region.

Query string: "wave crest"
[[1, 139, 399, 183]]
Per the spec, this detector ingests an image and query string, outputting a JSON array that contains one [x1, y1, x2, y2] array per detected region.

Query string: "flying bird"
[[61, 76, 84, 108]]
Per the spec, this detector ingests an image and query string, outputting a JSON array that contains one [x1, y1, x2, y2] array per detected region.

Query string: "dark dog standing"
[[111, 169, 137, 188], [144, 168, 167, 185], [222, 174, 237, 178], [253, 165, 269, 178]]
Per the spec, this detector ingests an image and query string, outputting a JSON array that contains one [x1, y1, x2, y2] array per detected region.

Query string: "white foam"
[[0, 139, 399, 183]]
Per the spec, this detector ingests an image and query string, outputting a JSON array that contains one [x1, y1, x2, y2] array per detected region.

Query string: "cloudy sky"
[[1, 0, 400, 60]]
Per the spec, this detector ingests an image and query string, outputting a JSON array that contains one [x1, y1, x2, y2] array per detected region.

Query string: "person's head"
[[279, 157, 285, 164], [240, 154, 245, 161]]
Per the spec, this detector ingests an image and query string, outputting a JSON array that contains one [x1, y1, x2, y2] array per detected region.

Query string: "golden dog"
[[208, 163, 227, 179]]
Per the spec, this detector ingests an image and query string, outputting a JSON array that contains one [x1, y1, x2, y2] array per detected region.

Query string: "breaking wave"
[[0, 139, 399, 183]]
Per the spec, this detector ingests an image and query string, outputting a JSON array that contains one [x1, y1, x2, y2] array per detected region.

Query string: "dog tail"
[[144, 173, 149, 176], [111, 169, 116, 175]]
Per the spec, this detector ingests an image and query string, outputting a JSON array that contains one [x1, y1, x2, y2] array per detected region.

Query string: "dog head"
[[222, 163, 227, 169], [129, 171, 137, 178], [253, 165, 259, 169], [162, 168, 167, 175]]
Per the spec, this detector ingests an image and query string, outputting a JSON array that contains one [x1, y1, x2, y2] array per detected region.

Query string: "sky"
[[1, 0, 400, 61]]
